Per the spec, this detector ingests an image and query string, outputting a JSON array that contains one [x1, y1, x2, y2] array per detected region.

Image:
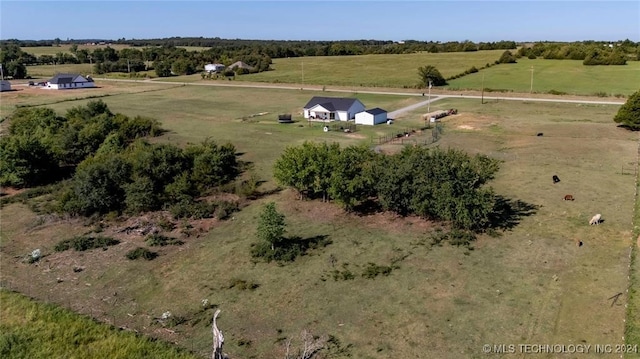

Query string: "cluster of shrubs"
[[274, 142, 500, 232], [0, 100, 243, 220], [54, 235, 120, 252], [324, 262, 396, 281], [126, 247, 158, 261], [251, 234, 332, 263], [1, 100, 163, 188]]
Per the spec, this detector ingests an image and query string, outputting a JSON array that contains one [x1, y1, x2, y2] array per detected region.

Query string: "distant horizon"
[[4, 37, 637, 44], [1, 1, 638, 43]]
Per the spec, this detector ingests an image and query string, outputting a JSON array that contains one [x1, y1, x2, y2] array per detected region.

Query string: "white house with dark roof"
[[204, 63, 226, 73], [355, 107, 388, 125], [46, 73, 95, 90], [303, 96, 365, 121]]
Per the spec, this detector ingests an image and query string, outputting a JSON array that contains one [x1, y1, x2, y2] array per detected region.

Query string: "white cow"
[[589, 213, 602, 225]]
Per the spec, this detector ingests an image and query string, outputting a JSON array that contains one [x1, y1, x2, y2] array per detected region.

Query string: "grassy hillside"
[[0, 289, 199, 359]]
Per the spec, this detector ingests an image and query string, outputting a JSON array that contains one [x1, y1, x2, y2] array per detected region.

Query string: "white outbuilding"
[[0, 80, 11, 92], [355, 108, 388, 125], [204, 63, 225, 73]]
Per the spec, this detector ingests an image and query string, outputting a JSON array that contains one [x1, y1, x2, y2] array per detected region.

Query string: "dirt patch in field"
[[345, 133, 366, 139], [280, 190, 440, 235], [445, 113, 498, 131], [0, 186, 25, 197]]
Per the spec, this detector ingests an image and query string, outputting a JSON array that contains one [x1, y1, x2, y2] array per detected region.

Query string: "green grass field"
[[1, 82, 638, 358], [0, 289, 199, 359], [236, 52, 640, 96], [239, 50, 505, 88], [19, 49, 639, 97], [21, 44, 135, 56]]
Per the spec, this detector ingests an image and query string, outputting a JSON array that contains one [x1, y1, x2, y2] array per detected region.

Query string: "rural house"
[[46, 73, 95, 90], [355, 107, 388, 125], [303, 96, 365, 121], [204, 63, 226, 73]]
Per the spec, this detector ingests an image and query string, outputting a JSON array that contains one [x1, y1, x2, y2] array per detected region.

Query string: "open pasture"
[[239, 50, 504, 88], [21, 44, 135, 56], [8, 82, 425, 181], [237, 51, 639, 96], [449, 57, 640, 96], [0, 80, 177, 118], [0, 83, 638, 358]]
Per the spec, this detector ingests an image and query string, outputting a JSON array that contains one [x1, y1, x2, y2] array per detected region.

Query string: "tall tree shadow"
[[487, 195, 539, 231], [253, 234, 331, 263]]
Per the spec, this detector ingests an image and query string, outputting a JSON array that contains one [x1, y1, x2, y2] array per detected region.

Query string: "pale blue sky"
[[1, 1, 638, 42]]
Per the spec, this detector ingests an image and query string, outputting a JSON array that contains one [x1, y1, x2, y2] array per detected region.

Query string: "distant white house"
[[227, 61, 254, 72], [303, 96, 365, 121], [0, 80, 11, 92], [46, 74, 95, 90], [355, 108, 388, 125], [204, 63, 225, 73]]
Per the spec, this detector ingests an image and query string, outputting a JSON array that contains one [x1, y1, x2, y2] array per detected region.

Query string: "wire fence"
[[376, 123, 443, 146]]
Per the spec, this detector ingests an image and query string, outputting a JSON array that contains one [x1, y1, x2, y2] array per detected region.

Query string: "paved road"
[[92, 78, 628, 116]]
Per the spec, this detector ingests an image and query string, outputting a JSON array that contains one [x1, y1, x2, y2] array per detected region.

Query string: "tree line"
[[0, 101, 241, 218], [517, 40, 638, 65], [273, 142, 501, 232], [2, 38, 637, 80]]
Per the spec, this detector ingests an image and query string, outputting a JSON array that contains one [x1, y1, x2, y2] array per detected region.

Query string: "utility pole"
[[427, 79, 432, 114], [88, 55, 93, 75], [481, 72, 485, 104], [127, 59, 131, 75], [530, 66, 534, 93]]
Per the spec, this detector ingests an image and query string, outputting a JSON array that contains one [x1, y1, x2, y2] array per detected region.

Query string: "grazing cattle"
[[589, 213, 602, 225], [553, 175, 561, 183], [537, 133, 544, 136], [563, 194, 574, 201]]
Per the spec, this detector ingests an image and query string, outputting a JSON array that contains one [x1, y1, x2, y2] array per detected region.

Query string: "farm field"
[[237, 52, 640, 96], [0, 82, 639, 358], [18, 49, 640, 97], [20, 44, 207, 56]]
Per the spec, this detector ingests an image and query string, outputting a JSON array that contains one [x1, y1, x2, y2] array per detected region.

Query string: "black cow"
[[552, 175, 560, 183]]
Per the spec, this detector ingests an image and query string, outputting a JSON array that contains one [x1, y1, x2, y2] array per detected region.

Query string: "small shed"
[[278, 114, 293, 123], [0, 80, 11, 92], [355, 108, 387, 126]]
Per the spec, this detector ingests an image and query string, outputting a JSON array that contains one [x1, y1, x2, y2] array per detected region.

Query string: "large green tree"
[[256, 202, 286, 251], [328, 144, 378, 210], [273, 141, 339, 200], [614, 90, 640, 130], [0, 135, 59, 188], [418, 65, 447, 87]]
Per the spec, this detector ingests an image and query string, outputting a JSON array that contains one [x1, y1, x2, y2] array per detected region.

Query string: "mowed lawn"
[[0, 84, 637, 358]]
